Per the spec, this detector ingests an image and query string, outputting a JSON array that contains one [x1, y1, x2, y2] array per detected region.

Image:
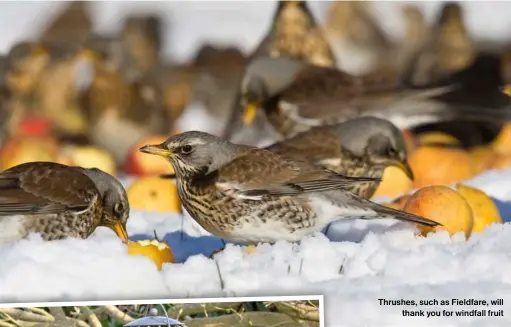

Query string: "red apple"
[[16, 116, 54, 138]]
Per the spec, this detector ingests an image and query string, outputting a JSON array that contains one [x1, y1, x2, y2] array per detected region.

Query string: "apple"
[[381, 202, 403, 210], [456, 184, 502, 233], [59, 144, 117, 176], [380, 194, 411, 210], [490, 154, 511, 170], [408, 146, 476, 188], [491, 122, 511, 156], [372, 166, 413, 199], [127, 176, 182, 213], [401, 129, 416, 152], [127, 239, 175, 270], [124, 135, 175, 176], [15, 116, 54, 138], [470, 146, 497, 175], [0, 136, 59, 170], [403, 185, 474, 238], [416, 131, 461, 146]]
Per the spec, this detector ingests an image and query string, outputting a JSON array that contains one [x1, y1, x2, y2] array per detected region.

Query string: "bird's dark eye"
[[387, 147, 398, 156], [114, 202, 123, 214], [180, 145, 193, 155]]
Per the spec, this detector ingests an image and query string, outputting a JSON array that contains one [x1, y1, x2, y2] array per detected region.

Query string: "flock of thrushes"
[[0, 1, 509, 260]]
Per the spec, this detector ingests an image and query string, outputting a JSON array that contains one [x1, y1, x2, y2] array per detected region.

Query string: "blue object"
[[124, 316, 186, 326]]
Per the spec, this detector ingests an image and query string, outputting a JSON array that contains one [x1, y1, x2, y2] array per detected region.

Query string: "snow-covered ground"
[[1, 2, 511, 327]]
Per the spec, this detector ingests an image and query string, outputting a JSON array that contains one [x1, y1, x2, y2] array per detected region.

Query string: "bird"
[[37, 1, 93, 51], [33, 48, 92, 139], [406, 2, 476, 85], [139, 131, 438, 244], [78, 47, 172, 165], [224, 0, 336, 146], [190, 44, 248, 133], [0, 162, 129, 244], [252, 0, 336, 68], [237, 55, 511, 140], [410, 51, 511, 148], [121, 14, 164, 80], [323, 1, 393, 75], [4, 42, 51, 96], [2, 42, 52, 141], [265, 117, 412, 199]]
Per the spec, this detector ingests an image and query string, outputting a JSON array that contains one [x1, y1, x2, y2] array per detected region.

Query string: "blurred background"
[[1, 0, 511, 182], [3, 1, 511, 62]]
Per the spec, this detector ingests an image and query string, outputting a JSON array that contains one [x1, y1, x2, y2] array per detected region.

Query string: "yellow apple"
[[456, 184, 502, 233], [491, 122, 511, 156], [372, 166, 413, 199], [127, 239, 175, 270], [416, 131, 461, 146], [127, 176, 181, 213], [408, 146, 476, 188], [60, 144, 117, 176], [0, 136, 59, 170]]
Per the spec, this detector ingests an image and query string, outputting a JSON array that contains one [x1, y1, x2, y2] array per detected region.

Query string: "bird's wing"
[[265, 127, 343, 166], [277, 65, 363, 121], [0, 162, 98, 216], [215, 148, 379, 199]]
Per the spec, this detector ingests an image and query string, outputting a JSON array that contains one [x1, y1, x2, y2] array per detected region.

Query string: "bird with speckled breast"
[[140, 131, 438, 244], [0, 162, 129, 243], [265, 116, 413, 199]]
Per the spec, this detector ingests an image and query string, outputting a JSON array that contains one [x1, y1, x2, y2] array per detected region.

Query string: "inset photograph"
[[0, 296, 322, 327]]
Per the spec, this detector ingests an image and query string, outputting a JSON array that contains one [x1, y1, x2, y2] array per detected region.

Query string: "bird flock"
[[0, 1, 510, 252]]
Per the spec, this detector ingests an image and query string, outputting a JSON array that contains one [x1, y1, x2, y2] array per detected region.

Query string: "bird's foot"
[[244, 244, 257, 254]]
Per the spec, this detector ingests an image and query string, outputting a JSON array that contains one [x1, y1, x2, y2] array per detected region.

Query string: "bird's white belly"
[[0, 215, 28, 243], [307, 195, 377, 228], [229, 216, 315, 243]]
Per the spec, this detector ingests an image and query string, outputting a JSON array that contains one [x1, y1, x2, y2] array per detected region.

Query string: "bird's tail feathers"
[[370, 200, 439, 227]]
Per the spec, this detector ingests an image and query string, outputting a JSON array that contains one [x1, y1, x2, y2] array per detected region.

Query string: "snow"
[[1, 1, 511, 327]]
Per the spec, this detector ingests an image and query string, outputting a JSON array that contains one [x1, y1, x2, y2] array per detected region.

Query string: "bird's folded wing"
[[0, 163, 97, 216], [278, 65, 363, 121], [215, 148, 380, 199]]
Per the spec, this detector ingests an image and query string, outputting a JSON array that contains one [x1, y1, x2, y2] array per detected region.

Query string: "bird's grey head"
[[139, 131, 238, 177], [334, 116, 414, 180], [240, 56, 304, 125], [80, 167, 130, 242]]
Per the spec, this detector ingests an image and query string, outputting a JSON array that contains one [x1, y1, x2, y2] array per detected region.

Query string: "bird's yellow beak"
[[139, 143, 173, 157], [242, 103, 258, 125], [30, 45, 48, 57], [392, 160, 415, 181], [501, 84, 511, 96], [113, 221, 129, 243], [79, 48, 101, 63]]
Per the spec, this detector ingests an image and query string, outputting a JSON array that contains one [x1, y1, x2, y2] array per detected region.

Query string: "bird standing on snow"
[[139, 131, 437, 244], [265, 117, 413, 199], [0, 162, 129, 244]]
